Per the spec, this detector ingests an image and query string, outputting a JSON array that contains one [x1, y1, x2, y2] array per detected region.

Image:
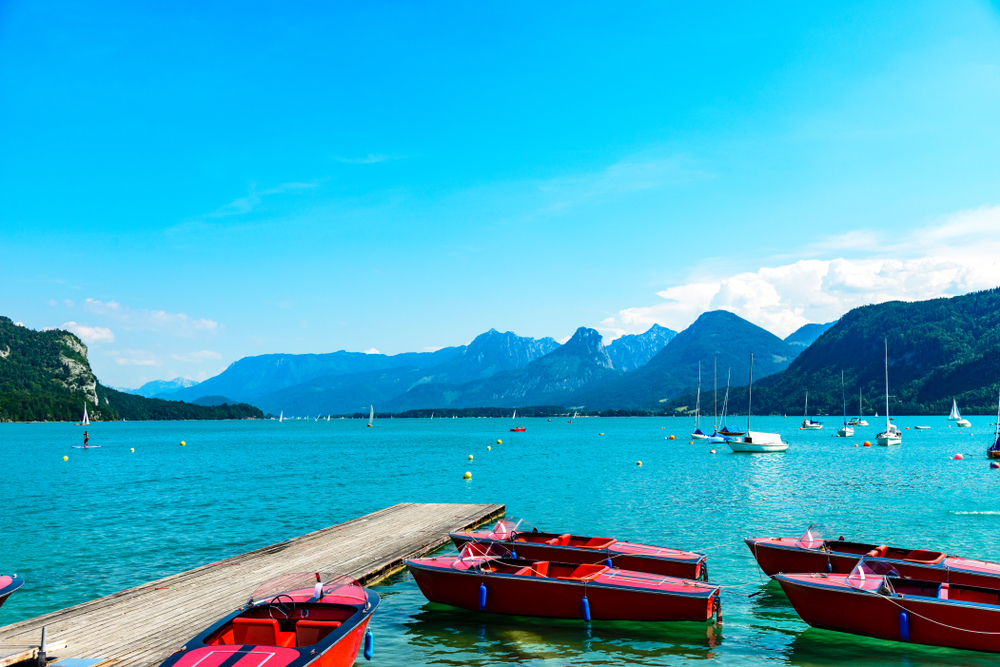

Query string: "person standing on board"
[[83, 431, 89, 448]]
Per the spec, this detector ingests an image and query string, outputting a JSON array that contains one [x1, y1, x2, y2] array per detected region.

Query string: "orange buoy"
[[863, 441, 871, 447], [954, 454, 964, 460], [669, 435, 675, 440], [710, 448, 716, 454]]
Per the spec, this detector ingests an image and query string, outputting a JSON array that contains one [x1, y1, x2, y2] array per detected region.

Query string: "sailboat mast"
[[842, 371, 847, 426], [748, 353, 754, 433], [714, 356, 718, 431], [695, 362, 702, 429], [884, 338, 890, 431]]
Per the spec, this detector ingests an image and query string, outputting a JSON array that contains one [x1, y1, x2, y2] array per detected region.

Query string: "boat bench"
[[230, 617, 342, 647]]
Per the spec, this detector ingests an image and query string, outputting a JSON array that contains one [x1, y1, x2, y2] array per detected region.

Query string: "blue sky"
[[4, 1, 1000, 387]]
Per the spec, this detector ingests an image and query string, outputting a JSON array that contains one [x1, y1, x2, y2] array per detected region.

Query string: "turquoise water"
[[4, 416, 1000, 665]]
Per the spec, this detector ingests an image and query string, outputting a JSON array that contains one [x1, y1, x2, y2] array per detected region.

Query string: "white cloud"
[[106, 348, 159, 366], [208, 180, 323, 218], [14, 322, 24, 327], [602, 205, 1000, 338], [83, 298, 219, 337], [363, 348, 381, 355], [61, 321, 115, 344], [171, 350, 223, 362], [334, 154, 396, 164]]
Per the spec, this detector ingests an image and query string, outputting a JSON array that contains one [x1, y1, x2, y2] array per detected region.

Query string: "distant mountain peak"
[[551, 327, 613, 367], [607, 323, 677, 372]]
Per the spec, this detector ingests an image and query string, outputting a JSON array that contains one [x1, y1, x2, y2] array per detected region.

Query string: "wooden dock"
[[0, 502, 504, 667]]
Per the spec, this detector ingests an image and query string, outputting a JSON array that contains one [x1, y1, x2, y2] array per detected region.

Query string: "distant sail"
[[279, 411, 283, 422], [949, 399, 961, 421], [513, 409, 516, 420], [368, 405, 374, 427], [82, 404, 90, 425]]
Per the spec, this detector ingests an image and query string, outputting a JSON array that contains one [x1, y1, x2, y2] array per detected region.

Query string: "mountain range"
[[745, 288, 1000, 416], [116, 377, 200, 398]]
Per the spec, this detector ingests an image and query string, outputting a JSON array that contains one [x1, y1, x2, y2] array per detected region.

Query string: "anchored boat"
[[746, 525, 1000, 589], [776, 559, 1000, 653], [157, 573, 378, 667], [726, 353, 788, 453], [406, 542, 720, 622], [0, 574, 24, 610], [450, 518, 708, 579]]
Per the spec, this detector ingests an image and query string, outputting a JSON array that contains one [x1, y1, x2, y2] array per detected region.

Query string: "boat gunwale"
[[448, 532, 707, 563], [775, 573, 1000, 613], [404, 558, 718, 599]]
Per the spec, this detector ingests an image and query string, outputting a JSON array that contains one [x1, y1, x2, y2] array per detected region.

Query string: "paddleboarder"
[[83, 431, 89, 449]]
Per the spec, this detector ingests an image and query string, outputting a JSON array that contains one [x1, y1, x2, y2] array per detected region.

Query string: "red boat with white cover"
[[451, 518, 708, 579], [746, 525, 1000, 588], [0, 574, 24, 610], [776, 559, 1000, 653], [406, 542, 720, 622], [156, 572, 378, 667]]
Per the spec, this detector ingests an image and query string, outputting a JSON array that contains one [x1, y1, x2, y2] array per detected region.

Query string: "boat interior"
[[890, 580, 1000, 606], [513, 532, 617, 549], [828, 541, 946, 564], [203, 604, 358, 648], [474, 559, 609, 581]]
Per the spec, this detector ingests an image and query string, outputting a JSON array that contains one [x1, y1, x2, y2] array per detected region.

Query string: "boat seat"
[[938, 583, 949, 600], [232, 618, 295, 647], [545, 538, 560, 545], [295, 620, 342, 646], [530, 562, 550, 577], [556, 534, 571, 546], [865, 545, 888, 558]]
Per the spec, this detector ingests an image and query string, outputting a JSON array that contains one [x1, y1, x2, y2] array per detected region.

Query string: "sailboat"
[[510, 408, 525, 431], [326, 414, 330, 421], [801, 392, 823, 429], [81, 404, 90, 426], [279, 411, 284, 422], [836, 372, 853, 437], [876, 338, 902, 446], [949, 399, 972, 428], [848, 389, 869, 426], [691, 362, 710, 439], [367, 405, 374, 427], [718, 368, 745, 437], [986, 389, 1000, 459], [569, 411, 576, 423], [727, 353, 788, 453], [431, 412, 434, 420]]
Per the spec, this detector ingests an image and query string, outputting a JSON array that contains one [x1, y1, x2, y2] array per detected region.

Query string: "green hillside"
[[731, 289, 1000, 416], [0, 317, 262, 421]]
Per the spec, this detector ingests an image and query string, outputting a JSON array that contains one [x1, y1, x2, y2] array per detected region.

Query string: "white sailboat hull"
[[727, 431, 788, 453], [836, 427, 854, 437], [801, 424, 823, 430], [876, 436, 902, 446], [957, 419, 971, 427]]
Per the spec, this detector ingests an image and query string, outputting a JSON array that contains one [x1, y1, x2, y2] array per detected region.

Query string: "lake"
[[4, 415, 999, 665]]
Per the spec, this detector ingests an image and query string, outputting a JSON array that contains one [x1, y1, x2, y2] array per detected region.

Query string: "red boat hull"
[[747, 539, 1000, 588], [778, 575, 1000, 653], [451, 534, 703, 579], [407, 562, 716, 621]]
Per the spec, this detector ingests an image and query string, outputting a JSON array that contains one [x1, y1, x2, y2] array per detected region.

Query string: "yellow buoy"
[[468, 454, 474, 461], [497, 439, 502, 445], [487, 445, 491, 451], [130, 448, 135, 453], [180, 441, 186, 446], [599, 432, 604, 436], [62, 455, 68, 461], [669, 435, 675, 440], [636, 461, 642, 466], [463, 471, 472, 479]]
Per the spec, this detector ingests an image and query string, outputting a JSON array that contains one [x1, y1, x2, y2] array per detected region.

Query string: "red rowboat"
[[157, 573, 378, 667], [406, 542, 719, 622], [776, 560, 1000, 653], [451, 518, 707, 579], [746, 525, 1000, 588], [510, 427, 526, 432], [0, 574, 24, 610]]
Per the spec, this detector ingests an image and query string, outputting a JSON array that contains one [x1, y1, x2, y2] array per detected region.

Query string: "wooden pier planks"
[[0, 502, 504, 667]]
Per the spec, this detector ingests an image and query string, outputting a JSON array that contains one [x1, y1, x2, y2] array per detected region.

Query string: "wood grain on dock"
[[0, 502, 504, 667]]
